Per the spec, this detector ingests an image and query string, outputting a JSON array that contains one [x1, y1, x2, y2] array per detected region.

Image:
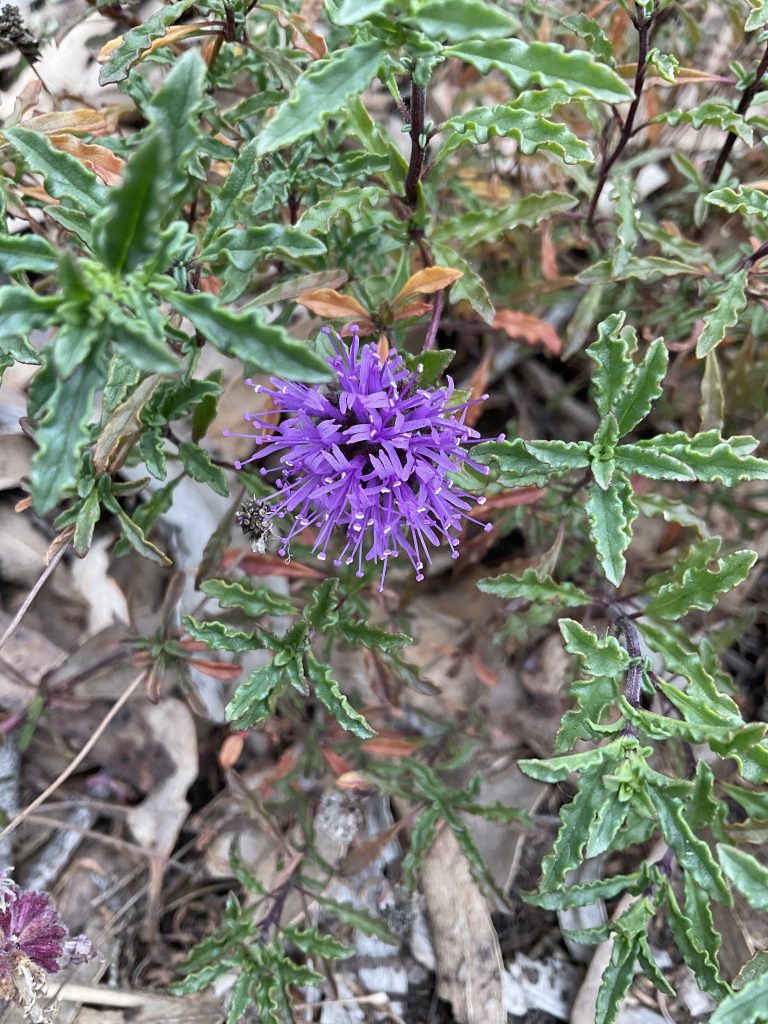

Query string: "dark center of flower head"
[[226, 327, 494, 590]]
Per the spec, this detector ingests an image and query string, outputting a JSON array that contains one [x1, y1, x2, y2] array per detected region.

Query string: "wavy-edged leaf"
[[478, 569, 590, 607], [519, 735, 628, 782], [540, 770, 612, 888], [630, 429, 768, 485], [341, 620, 412, 653], [666, 883, 729, 998], [256, 42, 382, 156], [578, 254, 698, 283], [178, 441, 228, 497], [612, 337, 667, 436], [183, 616, 259, 653], [434, 191, 577, 248], [656, 100, 753, 146], [444, 39, 632, 103], [696, 270, 748, 358], [585, 470, 637, 586], [644, 544, 756, 620], [647, 784, 730, 902], [408, 0, 518, 40], [0, 233, 58, 275], [201, 225, 327, 271], [560, 619, 629, 677], [524, 869, 646, 910], [710, 972, 768, 1024], [171, 291, 331, 382], [5, 126, 107, 217], [226, 662, 284, 727], [306, 653, 374, 738], [93, 134, 167, 274], [31, 356, 102, 514], [331, 0, 391, 24], [705, 185, 768, 217], [595, 933, 643, 1024], [717, 844, 768, 910], [587, 312, 636, 419], [98, 0, 197, 84], [200, 578, 296, 618], [442, 103, 592, 163], [746, 0, 768, 29]]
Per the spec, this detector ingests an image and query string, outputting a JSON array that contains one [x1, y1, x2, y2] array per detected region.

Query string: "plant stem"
[[710, 39, 768, 183], [585, 3, 653, 242], [404, 80, 427, 209], [615, 614, 644, 738]]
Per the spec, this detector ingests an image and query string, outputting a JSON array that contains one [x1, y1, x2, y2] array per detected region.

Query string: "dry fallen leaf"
[[422, 827, 506, 1024], [296, 287, 371, 321], [492, 309, 563, 355], [97, 23, 205, 63], [49, 134, 124, 186], [393, 266, 463, 304]]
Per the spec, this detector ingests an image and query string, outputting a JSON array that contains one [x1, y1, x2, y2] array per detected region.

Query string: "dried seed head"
[[235, 497, 274, 554]]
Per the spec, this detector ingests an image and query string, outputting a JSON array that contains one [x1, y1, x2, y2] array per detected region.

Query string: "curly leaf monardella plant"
[[226, 329, 493, 588]]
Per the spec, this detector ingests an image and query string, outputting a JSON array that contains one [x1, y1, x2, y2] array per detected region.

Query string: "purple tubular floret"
[[234, 330, 492, 585]]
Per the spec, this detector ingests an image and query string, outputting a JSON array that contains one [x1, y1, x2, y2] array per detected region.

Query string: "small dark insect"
[[235, 497, 274, 554], [0, 4, 41, 63]]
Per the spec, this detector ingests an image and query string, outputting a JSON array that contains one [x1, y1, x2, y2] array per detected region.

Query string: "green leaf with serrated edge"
[[595, 915, 650, 1024], [734, 951, 768, 991], [0, 233, 58, 274], [525, 439, 591, 472], [722, 782, 768, 820], [201, 226, 327, 271], [31, 357, 102, 515], [5, 127, 107, 217], [524, 870, 646, 910], [540, 770, 612, 888], [630, 430, 768, 485], [711, 972, 768, 1024], [472, 439, 551, 486], [444, 39, 632, 103], [408, 0, 518, 39], [586, 471, 637, 587], [312, 894, 396, 943], [93, 134, 167, 274], [561, 13, 614, 65], [256, 42, 382, 156], [0, 287, 58, 336], [746, 0, 768, 29], [145, 49, 207, 199], [226, 662, 284, 728], [200, 579, 296, 618], [645, 547, 757, 620], [171, 291, 331, 382], [587, 312, 637, 419], [637, 935, 675, 997], [332, 0, 390, 24], [459, 800, 531, 825], [611, 178, 639, 275], [655, 101, 753, 146], [183, 616, 260, 653], [204, 138, 257, 242], [101, 490, 171, 565], [178, 441, 228, 497], [305, 652, 374, 738], [585, 797, 630, 858], [717, 844, 768, 910], [98, 0, 197, 84], [340, 621, 412, 652], [647, 785, 730, 902], [620, 697, 758, 745], [520, 736, 629, 783], [560, 619, 629, 677], [555, 674, 619, 752], [705, 185, 768, 217], [108, 307, 178, 374], [665, 884, 729, 998], [615, 444, 695, 481], [298, 186, 385, 234], [434, 192, 578, 249], [697, 270, 749, 358], [304, 578, 339, 630], [431, 244, 495, 323], [478, 569, 590, 607], [441, 104, 592, 163], [402, 804, 442, 889], [227, 973, 250, 1024], [578, 255, 697, 283], [281, 926, 352, 959], [590, 413, 619, 489], [612, 337, 667, 436], [376, 650, 441, 696], [74, 487, 101, 556]]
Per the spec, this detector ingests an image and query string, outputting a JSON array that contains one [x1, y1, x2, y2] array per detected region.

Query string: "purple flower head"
[[225, 328, 493, 590], [0, 878, 95, 1015]]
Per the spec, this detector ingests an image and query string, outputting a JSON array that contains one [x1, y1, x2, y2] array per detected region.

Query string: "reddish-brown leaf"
[[393, 266, 463, 305], [492, 310, 563, 355], [297, 288, 371, 320]]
